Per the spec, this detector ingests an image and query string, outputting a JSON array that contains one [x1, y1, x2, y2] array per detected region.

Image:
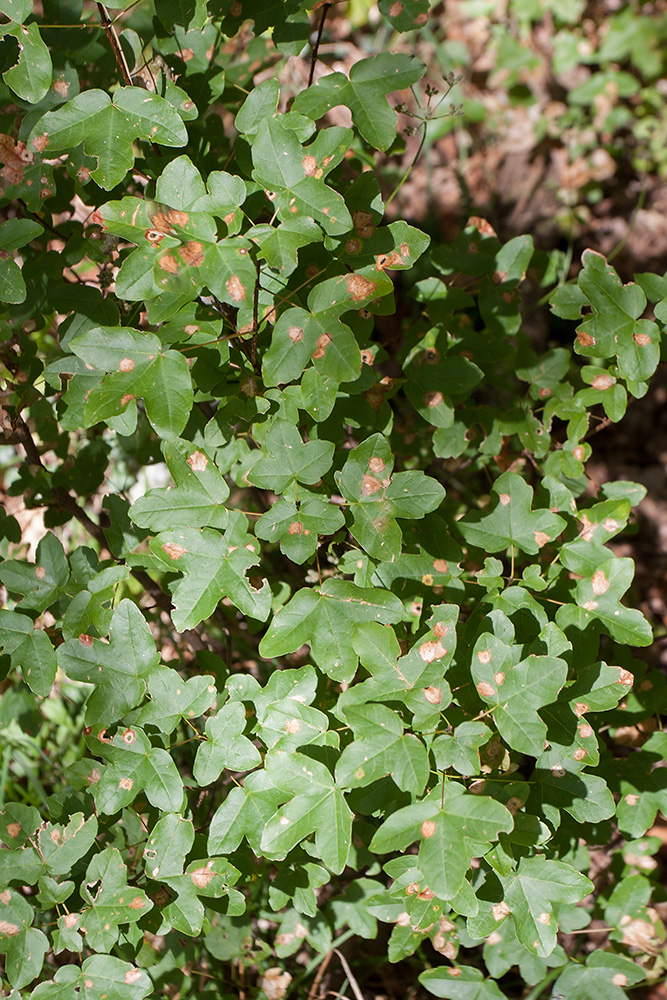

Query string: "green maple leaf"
[[134, 666, 217, 734], [269, 862, 330, 918], [575, 250, 660, 382], [471, 633, 567, 756], [606, 731, 667, 837], [28, 88, 188, 189], [371, 783, 513, 900], [0, 532, 68, 613], [30, 956, 152, 1000], [37, 814, 98, 878], [458, 472, 566, 555], [130, 439, 230, 531], [379, 0, 430, 32], [553, 951, 645, 1000], [149, 510, 271, 631], [57, 600, 159, 725], [70, 848, 152, 952], [255, 490, 345, 564], [1, 21, 52, 103], [571, 557, 652, 646], [335, 433, 445, 560], [293, 53, 426, 150], [0, 611, 56, 697], [208, 769, 285, 855], [336, 703, 429, 795], [420, 964, 507, 999], [499, 858, 593, 957], [249, 116, 353, 235], [0, 218, 43, 303], [87, 726, 184, 815], [261, 751, 353, 874], [338, 606, 457, 721], [432, 722, 491, 777], [143, 813, 194, 880], [259, 578, 405, 682], [402, 338, 483, 429], [71, 325, 193, 439], [247, 420, 335, 493], [0, 888, 48, 989], [159, 857, 242, 935], [263, 267, 393, 388], [194, 701, 262, 785]]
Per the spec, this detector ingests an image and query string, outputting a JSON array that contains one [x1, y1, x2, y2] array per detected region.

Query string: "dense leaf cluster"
[[0, 1, 666, 998]]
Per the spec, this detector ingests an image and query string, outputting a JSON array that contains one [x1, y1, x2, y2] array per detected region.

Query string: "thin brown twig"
[[332, 951, 365, 1000], [307, 950, 333, 1000], [97, 2, 133, 86], [308, 3, 331, 87]]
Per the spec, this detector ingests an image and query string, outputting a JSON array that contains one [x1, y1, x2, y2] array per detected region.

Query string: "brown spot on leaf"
[[260, 968, 292, 1000], [288, 326, 303, 343], [0, 920, 19, 936], [420, 819, 436, 838], [353, 211, 375, 238], [312, 333, 331, 359], [433, 622, 449, 638], [159, 253, 179, 274], [149, 211, 174, 234], [32, 134, 49, 152], [187, 450, 208, 472], [592, 372, 615, 390], [118, 777, 133, 790], [591, 569, 610, 595], [6, 822, 20, 838], [494, 671, 505, 685], [633, 332, 651, 346], [419, 641, 447, 663], [122, 728, 136, 745], [573, 748, 586, 761], [119, 357, 135, 372], [477, 681, 495, 698], [424, 686, 441, 704], [368, 456, 385, 473], [190, 864, 215, 888], [179, 241, 204, 267], [492, 902, 510, 921], [162, 542, 188, 560], [125, 969, 143, 985], [477, 649, 492, 664], [376, 251, 403, 270], [288, 521, 304, 535], [616, 667, 634, 686], [346, 273, 376, 300], [424, 390, 444, 408], [534, 530, 550, 548], [302, 155, 318, 175], [167, 209, 189, 228], [346, 238, 362, 254], [226, 274, 246, 301], [120, 393, 135, 407], [361, 474, 383, 496], [128, 896, 145, 910], [578, 723, 593, 738], [35, 565, 46, 579], [498, 493, 511, 506]]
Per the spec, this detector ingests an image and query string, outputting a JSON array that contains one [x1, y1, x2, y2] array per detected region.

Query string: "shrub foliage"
[[0, 2, 665, 998]]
